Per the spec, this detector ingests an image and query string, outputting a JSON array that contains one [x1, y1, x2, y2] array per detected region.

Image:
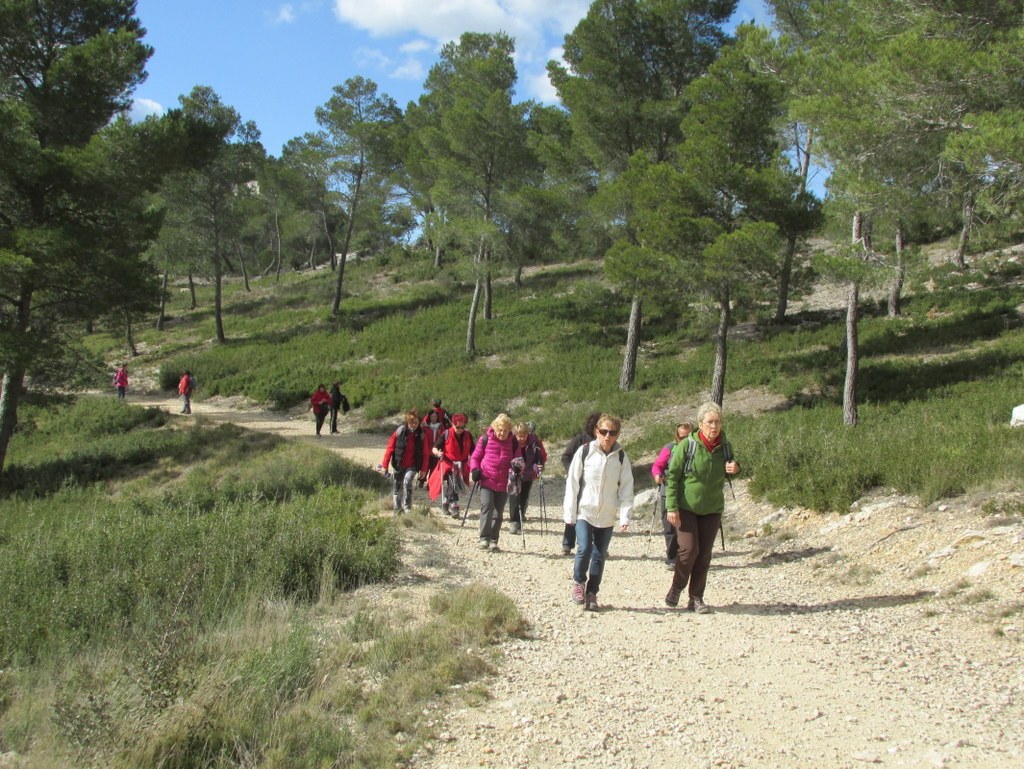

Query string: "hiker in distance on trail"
[[380, 409, 430, 514], [309, 384, 332, 437], [113, 364, 129, 400], [664, 402, 740, 614], [469, 413, 518, 552], [560, 411, 602, 556], [178, 370, 195, 414], [652, 420, 694, 568], [564, 413, 634, 612], [329, 382, 349, 434]]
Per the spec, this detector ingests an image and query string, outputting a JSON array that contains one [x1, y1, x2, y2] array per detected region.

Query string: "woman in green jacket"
[[663, 402, 740, 613]]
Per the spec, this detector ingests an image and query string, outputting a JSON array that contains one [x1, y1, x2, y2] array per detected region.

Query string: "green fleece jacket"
[[665, 433, 733, 516]]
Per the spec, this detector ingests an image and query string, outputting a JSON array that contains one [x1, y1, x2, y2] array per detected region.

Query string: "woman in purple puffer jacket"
[[469, 413, 518, 552]]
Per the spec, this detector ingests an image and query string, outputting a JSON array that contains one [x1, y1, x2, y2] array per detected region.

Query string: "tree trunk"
[[843, 281, 859, 426], [331, 171, 363, 317], [124, 310, 138, 357], [711, 290, 730, 406], [514, 263, 524, 288], [0, 367, 26, 474], [466, 277, 482, 354], [843, 211, 863, 427], [484, 271, 493, 320], [618, 295, 642, 391], [156, 272, 168, 331], [433, 242, 443, 269], [322, 207, 336, 271], [774, 234, 797, 323], [187, 272, 197, 310], [238, 244, 250, 292], [213, 232, 226, 343], [774, 126, 813, 324], [887, 222, 905, 317], [954, 194, 973, 271]]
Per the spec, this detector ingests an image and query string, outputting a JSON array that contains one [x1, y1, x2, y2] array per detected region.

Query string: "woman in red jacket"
[[428, 413, 474, 518], [309, 384, 332, 437]]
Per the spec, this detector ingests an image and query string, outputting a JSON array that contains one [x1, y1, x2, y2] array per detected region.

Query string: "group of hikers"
[[375, 398, 740, 614], [308, 382, 350, 436], [111, 365, 195, 414]]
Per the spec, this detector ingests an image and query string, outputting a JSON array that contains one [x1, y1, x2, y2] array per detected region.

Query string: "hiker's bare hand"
[[619, 523, 629, 533], [725, 461, 739, 475]]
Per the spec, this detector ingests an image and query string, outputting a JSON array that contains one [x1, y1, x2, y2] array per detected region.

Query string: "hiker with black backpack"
[[428, 413, 474, 517], [663, 402, 739, 614], [469, 413, 518, 551], [651, 421, 694, 567], [563, 413, 634, 611], [329, 382, 349, 434], [380, 410, 431, 513], [559, 411, 602, 556]]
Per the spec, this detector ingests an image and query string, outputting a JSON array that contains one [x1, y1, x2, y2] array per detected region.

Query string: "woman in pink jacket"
[[651, 421, 692, 566], [469, 413, 518, 551]]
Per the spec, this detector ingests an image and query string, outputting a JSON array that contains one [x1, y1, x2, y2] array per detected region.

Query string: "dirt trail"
[[141, 394, 1024, 769]]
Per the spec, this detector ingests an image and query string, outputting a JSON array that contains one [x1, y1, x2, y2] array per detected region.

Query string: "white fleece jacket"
[[563, 439, 634, 529]]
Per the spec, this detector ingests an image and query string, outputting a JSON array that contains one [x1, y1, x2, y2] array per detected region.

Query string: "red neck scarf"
[[698, 430, 721, 453]]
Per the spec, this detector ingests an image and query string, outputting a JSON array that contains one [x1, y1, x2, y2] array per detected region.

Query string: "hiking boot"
[[562, 546, 573, 556], [665, 587, 682, 608], [571, 582, 585, 605], [403, 506, 412, 514], [664, 557, 675, 569], [478, 538, 489, 550], [584, 593, 599, 611], [509, 522, 521, 535], [441, 504, 450, 515], [688, 596, 713, 614], [489, 541, 500, 552]]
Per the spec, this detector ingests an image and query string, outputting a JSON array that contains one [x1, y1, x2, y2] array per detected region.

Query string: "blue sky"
[[132, 0, 773, 158]]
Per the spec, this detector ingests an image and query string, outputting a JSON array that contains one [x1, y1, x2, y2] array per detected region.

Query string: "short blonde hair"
[[696, 402, 723, 426], [596, 413, 621, 432], [491, 413, 513, 432], [513, 421, 529, 438]]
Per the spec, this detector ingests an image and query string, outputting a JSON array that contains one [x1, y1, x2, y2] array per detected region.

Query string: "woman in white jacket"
[[563, 414, 634, 611]]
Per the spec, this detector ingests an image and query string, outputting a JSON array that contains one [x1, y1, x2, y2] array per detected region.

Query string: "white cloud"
[[399, 39, 434, 55], [355, 47, 392, 69], [390, 58, 425, 81], [130, 98, 164, 122], [274, 4, 296, 23]]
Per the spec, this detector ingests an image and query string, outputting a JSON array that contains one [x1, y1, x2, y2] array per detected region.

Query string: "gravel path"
[[141, 395, 1024, 769]]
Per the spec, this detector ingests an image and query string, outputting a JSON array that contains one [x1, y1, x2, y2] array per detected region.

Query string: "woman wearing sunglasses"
[[563, 414, 634, 611], [663, 402, 740, 613]]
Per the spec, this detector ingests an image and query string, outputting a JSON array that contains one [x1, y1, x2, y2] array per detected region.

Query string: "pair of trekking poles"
[[454, 474, 549, 549], [645, 479, 730, 558]]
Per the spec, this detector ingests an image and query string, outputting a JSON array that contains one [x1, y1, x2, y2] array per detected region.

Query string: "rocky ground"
[[137, 394, 1024, 768]]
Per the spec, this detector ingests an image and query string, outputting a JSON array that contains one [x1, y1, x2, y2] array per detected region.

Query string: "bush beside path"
[[144, 395, 1024, 769]]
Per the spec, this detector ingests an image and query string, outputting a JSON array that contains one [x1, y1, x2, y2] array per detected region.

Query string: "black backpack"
[[340, 394, 350, 413]]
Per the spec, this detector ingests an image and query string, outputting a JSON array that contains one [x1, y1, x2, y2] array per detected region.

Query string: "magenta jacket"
[[651, 443, 674, 480], [470, 427, 517, 492]]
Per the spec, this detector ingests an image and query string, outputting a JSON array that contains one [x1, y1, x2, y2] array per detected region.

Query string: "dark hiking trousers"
[[669, 510, 721, 599]]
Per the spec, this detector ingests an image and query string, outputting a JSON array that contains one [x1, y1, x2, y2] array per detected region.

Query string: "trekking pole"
[[722, 444, 736, 550], [455, 481, 480, 545], [645, 484, 662, 559], [537, 477, 547, 536]]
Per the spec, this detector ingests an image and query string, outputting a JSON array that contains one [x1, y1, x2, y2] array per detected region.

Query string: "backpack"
[[678, 435, 733, 476], [340, 394, 350, 413]]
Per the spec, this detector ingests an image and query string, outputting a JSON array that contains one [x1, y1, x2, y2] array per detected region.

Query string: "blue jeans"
[[573, 519, 613, 595]]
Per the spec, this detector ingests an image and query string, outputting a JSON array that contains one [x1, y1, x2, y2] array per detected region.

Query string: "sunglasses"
[[597, 428, 619, 437]]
